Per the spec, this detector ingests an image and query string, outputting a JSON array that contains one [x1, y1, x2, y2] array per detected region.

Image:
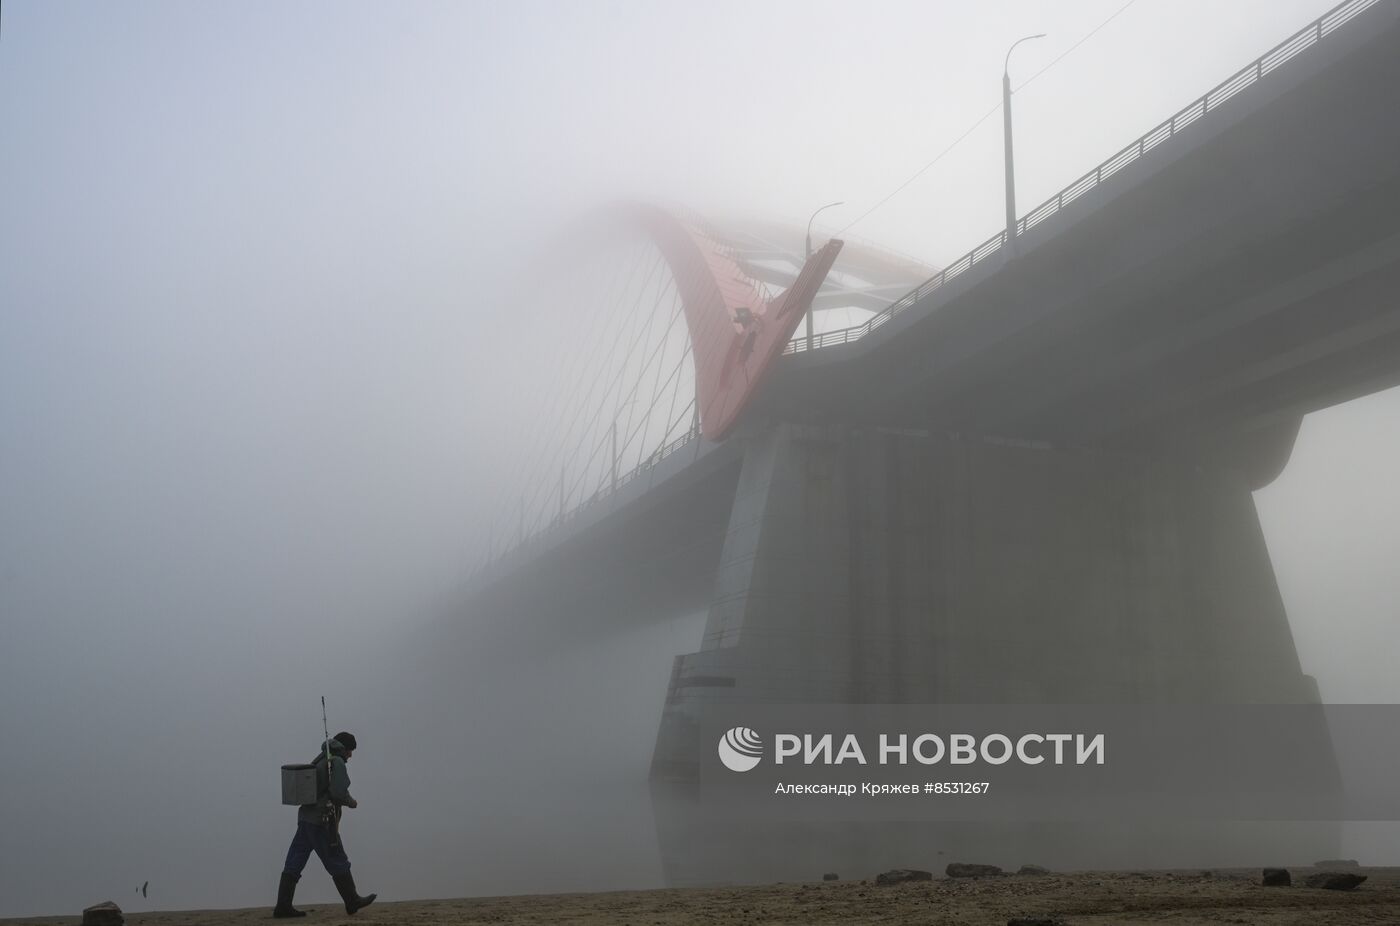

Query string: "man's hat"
[[334, 731, 358, 751]]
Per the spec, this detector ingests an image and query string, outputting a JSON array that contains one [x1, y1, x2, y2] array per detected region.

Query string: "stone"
[[1304, 872, 1367, 890], [946, 862, 1004, 878], [82, 901, 124, 926], [1017, 865, 1050, 876], [822, 872, 839, 881], [1261, 868, 1291, 886], [1007, 918, 1064, 926], [874, 868, 933, 885]]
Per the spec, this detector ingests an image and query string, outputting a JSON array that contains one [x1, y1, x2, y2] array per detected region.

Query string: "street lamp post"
[[610, 398, 639, 493], [804, 200, 843, 351], [1003, 33, 1045, 252]]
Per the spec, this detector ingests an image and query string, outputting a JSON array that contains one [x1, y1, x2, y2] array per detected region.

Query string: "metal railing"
[[475, 421, 704, 578], [783, 0, 1383, 356]]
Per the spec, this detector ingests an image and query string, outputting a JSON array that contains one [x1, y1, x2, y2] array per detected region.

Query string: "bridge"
[[465, 0, 1400, 881]]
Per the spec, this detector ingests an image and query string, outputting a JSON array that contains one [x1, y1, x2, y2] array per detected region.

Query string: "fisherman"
[[273, 731, 378, 918]]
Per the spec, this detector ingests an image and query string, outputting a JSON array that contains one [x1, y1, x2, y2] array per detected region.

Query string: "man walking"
[[273, 731, 378, 918]]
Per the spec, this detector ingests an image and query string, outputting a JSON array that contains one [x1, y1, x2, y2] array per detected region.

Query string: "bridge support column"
[[651, 422, 1330, 883]]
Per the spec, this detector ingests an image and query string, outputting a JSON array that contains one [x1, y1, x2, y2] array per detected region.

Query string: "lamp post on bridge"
[[610, 398, 639, 494], [1003, 33, 1045, 253], [804, 201, 843, 352]]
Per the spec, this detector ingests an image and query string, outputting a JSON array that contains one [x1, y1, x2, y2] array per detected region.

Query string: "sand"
[[10, 868, 1400, 926]]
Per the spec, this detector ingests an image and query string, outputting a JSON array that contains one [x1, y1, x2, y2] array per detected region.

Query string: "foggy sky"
[[3, 0, 1398, 917]]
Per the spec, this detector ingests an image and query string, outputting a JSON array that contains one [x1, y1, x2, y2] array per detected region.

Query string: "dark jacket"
[[297, 736, 357, 825]]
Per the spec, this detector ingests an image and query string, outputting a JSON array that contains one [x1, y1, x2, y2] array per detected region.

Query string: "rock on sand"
[[947, 862, 1004, 878], [82, 901, 124, 926], [1304, 872, 1367, 890]]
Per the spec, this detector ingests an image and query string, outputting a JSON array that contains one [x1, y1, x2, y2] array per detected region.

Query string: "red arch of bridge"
[[612, 203, 843, 440]]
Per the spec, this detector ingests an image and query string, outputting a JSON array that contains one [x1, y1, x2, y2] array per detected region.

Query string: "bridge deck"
[[471, 0, 1400, 607]]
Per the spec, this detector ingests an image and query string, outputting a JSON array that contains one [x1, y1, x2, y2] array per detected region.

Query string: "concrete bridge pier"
[[650, 420, 1334, 883]]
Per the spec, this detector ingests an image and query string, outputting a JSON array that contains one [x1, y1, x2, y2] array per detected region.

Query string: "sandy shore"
[[10, 868, 1400, 926]]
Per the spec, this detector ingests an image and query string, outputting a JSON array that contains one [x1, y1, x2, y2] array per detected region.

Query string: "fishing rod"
[[321, 696, 342, 848]]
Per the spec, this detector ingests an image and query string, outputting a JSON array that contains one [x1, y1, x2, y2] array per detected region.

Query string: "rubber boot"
[[331, 871, 376, 915], [272, 871, 307, 918]]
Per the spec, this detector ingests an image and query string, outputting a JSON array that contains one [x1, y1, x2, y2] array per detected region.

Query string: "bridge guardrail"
[[477, 421, 703, 577], [783, 0, 1383, 356]]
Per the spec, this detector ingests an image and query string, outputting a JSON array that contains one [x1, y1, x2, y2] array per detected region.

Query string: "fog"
[[2, 0, 1398, 917]]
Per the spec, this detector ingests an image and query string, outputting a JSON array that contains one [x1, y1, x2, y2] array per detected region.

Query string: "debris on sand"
[[82, 901, 124, 926], [1018, 865, 1050, 876], [1262, 868, 1291, 886], [875, 869, 933, 885], [947, 862, 1004, 878], [821, 873, 839, 881], [1007, 917, 1065, 926], [1304, 872, 1367, 890], [1314, 858, 1361, 868]]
